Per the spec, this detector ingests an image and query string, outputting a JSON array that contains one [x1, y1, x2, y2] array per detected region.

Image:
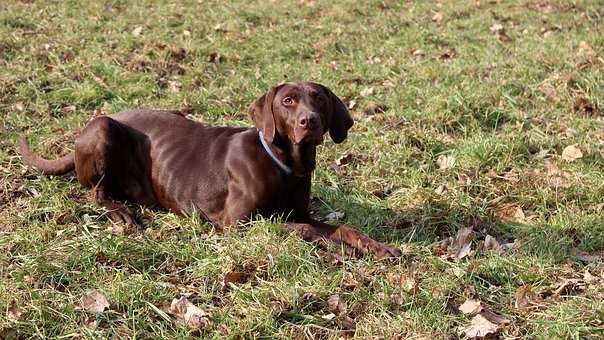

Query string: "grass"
[[1, 0, 603, 338]]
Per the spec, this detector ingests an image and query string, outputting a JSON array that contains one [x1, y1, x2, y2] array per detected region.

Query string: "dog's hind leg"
[[74, 116, 137, 225]]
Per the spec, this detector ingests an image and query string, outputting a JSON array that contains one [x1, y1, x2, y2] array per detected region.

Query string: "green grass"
[[1, 0, 603, 338]]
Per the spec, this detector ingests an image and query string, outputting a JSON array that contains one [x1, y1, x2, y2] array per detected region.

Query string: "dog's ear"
[[248, 84, 283, 143], [315, 83, 353, 143]]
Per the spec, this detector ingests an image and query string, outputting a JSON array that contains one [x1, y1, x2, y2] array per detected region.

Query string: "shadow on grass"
[[327, 194, 602, 262]]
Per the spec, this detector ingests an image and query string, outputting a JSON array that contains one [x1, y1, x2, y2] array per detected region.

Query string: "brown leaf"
[[79, 290, 110, 313], [327, 294, 347, 315], [483, 235, 501, 253], [495, 204, 525, 223], [360, 87, 374, 97], [436, 154, 456, 170], [501, 239, 519, 251], [459, 299, 483, 315], [387, 273, 420, 294], [574, 96, 598, 116], [6, 301, 22, 320], [561, 145, 583, 162], [489, 23, 504, 34], [223, 269, 249, 290], [321, 312, 336, 321], [584, 270, 598, 284], [463, 313, 498, 339], [554, 278, 585, 296], [453, 227, 474, 260], [515, 284, 533, 309], [131, 26, 143, 37], [480, 310, 509, 325], [169, 297, 211, 330], [168, 80, 182, 93], [341, 271, 358, 289], [432, 12, 444, 23], [330, 154, 353, 172]]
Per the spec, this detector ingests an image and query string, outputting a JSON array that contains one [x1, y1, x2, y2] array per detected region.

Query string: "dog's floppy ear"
[[315, 83, 354, 143], [248, 84, 283, 143]]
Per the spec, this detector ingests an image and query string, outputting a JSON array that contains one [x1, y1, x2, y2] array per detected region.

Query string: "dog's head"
[[249, 82, 353, 145], [248, 82, 353, 176]]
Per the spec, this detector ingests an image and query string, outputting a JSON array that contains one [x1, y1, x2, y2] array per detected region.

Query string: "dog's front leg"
[[284, 219, 401, 259]]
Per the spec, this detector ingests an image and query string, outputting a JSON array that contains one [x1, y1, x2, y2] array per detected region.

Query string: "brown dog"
[[19, 82, 400, 258]]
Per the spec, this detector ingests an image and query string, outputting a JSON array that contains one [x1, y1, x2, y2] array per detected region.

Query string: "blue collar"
[[258, 130, 292, 176]]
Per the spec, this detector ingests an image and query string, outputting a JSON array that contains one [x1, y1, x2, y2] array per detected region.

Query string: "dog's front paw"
[[107, 206, 135, 226], [339, 226, 401, 259]]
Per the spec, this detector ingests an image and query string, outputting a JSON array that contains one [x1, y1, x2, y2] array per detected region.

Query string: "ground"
[[1, 0, 603, 338]]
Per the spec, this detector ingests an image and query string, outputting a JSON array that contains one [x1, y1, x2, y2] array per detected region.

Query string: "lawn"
[[1, 0, 603, 338]]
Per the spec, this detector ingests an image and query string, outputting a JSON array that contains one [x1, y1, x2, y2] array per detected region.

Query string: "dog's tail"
[[18, 138, 75, 176]]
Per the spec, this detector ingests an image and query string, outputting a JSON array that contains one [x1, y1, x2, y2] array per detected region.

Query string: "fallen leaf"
[[463, 313, 498, 339], [515, 284, 533, 309], [183, 29, 191, 37], [500, 239, 519, 251], [330, 154, 353, 172], [169, 297, 211, 330], [222, 269, 249, 291], [341, 271, 358, 289], [432, 12, 444, 23], [321, 312, 336, 321], [453, 227, 474, 260], [360, 87, 374, 97], [483, 235, 501, 253], [480, 310, 510, 326], [327, 294, 347, 315], [325, 211, 345, 221], [495, 204, 525, 223], [14, 103, 24, 112], [554, 278, 585, 296], [412, 49, 425, 57], [79, 290, 110, 313], [390, 293, 403, 305], [386, 273, 420, 294], [459, 299, 483, 315], [335, 154, 353, 167], [489, 23, 504, 34], [561, 145, 583, 162], [132, 26, 143, 36], [531, 148, 550, 160], [168, 80, 182, 93], [584, 270, 598, 284], [573, 96, 598, 116], [434, 184, 448, 195], [436, 154, 456, 170], [6, 301, 22, 320], [347, 100, 357, 110]]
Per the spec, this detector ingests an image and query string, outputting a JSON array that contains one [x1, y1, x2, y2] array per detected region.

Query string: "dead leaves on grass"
[[6, 300, 23, 320], [79, 290, 110, 313], [437, 228, 518, 262], [561, 145, 583, 162], [436, 154, 456, 170], [458, 298, 509, 339], [167, 297, 212, 330]]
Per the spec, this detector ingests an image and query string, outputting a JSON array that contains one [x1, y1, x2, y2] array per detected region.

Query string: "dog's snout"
[[299, 112, 319, 129]]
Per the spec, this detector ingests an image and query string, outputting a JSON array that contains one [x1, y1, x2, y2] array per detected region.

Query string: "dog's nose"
[[299, 112, 319, 129]]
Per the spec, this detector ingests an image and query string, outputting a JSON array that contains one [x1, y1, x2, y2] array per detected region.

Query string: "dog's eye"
[[282, 97, 294, 106]]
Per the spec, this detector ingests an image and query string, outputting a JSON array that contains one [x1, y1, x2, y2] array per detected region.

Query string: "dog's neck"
[[268, 133, 316, 177]]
